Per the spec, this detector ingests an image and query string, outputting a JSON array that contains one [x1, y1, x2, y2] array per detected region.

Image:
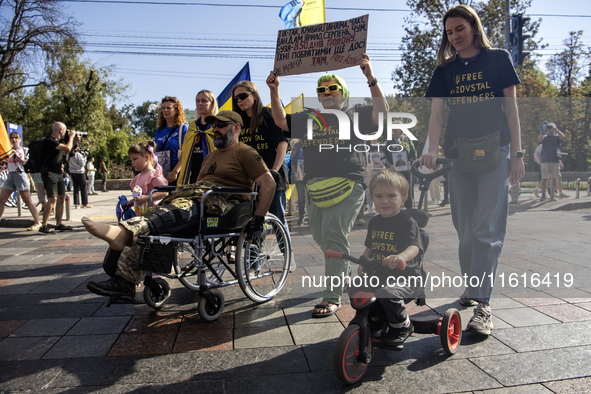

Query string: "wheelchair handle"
[[325, 250, 406, 270]]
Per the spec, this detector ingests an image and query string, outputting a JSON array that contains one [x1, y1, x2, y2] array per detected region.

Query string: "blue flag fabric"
[[279, 0, 303, 29], [217, 62, 251, 111]]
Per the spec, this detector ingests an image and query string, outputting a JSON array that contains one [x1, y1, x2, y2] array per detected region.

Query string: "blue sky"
[[63, 0, 591, 111]]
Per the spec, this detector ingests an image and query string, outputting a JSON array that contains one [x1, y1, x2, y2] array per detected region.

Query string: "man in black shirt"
[[39, 122, 78, 234]]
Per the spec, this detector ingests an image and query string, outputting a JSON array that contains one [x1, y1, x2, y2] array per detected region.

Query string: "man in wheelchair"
[[81, 110, 276, 299]]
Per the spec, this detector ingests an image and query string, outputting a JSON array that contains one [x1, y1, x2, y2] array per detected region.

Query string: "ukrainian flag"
[[279, 0, 325, 29], [217, 62, 251, 111], [0, 114, 13, 162]]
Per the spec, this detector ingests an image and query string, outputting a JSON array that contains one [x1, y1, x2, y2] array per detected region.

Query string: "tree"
[[546, 31, 589, 97], [0, 0, 78, 96], [130, 101, 159, 138]]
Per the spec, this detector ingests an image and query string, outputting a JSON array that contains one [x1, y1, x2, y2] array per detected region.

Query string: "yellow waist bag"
[[306, 177, 354, 208]]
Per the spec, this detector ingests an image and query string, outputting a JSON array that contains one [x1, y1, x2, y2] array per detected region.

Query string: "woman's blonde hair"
[[437, 4, 492, 66], [157, 96, 187, 130], [197, 90, 219, 117]]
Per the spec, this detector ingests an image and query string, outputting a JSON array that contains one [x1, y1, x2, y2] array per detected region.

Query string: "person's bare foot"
[[81, 217, 131, 251]]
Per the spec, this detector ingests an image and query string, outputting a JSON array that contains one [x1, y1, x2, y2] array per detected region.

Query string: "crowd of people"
[[4, 3, 558, 341]]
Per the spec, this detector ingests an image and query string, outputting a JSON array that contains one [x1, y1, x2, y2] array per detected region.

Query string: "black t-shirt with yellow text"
[[239, 107, 289, 191], [426, 48, 520, 158], [364, 211, 423, 281]]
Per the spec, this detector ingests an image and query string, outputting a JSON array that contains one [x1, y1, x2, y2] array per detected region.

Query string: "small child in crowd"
[[359, 169, 423, 346], [128, 142, 168, 215]]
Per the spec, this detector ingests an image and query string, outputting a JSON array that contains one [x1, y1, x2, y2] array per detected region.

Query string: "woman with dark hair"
[[421, 4, 525, 336], [232, 81, 293, 269], [154, 96, 188, 186], [177, 90, 218, 185]]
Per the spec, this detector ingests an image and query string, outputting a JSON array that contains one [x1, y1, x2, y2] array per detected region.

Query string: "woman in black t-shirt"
[[232, 81, 292, 259], [421, 5, 525, 337]]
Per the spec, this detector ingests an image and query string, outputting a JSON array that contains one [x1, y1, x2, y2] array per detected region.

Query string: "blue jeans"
[[448, 145, 510, 305]]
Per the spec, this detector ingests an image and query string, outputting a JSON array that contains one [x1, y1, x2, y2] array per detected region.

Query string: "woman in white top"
[[86, 156, 97, 195], [68, 144, 93, 208], [0, 132, 42, 230]]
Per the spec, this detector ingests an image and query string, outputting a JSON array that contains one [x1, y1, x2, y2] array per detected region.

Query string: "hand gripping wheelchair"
[[110, 185, 292, 321], [328, 159, 461, 385]]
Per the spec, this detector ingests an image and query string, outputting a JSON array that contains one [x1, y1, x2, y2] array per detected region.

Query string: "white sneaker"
[[533, 187, 540, 197], [467, 303, 493, 336]]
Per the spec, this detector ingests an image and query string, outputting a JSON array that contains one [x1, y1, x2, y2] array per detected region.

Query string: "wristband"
[[368, 78, 378, 87]]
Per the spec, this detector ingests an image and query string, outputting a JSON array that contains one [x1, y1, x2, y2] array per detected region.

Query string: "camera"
[[64, 130, 88, 143], [80, 148, 91, 156]]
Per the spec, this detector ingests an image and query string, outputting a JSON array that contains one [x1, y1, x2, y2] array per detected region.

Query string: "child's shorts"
[[2, 171, 30, 192]]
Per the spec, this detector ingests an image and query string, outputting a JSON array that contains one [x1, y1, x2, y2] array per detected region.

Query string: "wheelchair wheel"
[[334, 324, 372, 385], [143, 277, 171, 310], [440, 308, 462, 355], [236, 213, 291, 303], [198, 288, 225, 322]]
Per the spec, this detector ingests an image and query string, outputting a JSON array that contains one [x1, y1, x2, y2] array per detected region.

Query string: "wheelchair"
[[118, 185, 292, 321]]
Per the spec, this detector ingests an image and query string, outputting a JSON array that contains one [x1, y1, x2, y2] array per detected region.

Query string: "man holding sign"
[[267, 53, 387, 317]]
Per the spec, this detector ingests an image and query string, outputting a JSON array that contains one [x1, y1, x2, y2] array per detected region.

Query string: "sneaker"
[[533, 187, 540, 197], [87, 276, 135, 299], [381, 321, 414, 346], [558, 192, 569, 198], [539, 193, 546, 202], [38, 225, 56, 235], [460, 296, 478, 307], [439, 199, 449, 207], [467, 303, 493, 336], [55, 223, 73, 231]]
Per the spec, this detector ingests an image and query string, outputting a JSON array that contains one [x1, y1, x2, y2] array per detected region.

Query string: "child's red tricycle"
[[328, 158, 460, 384]]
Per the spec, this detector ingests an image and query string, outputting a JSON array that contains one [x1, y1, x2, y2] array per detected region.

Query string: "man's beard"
[[213, 128, 234, 149]]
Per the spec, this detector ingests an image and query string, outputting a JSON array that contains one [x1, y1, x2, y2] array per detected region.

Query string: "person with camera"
[[538, 122, 564, 202], [68, 143, 93, 209], [38, 122, 78, 234]]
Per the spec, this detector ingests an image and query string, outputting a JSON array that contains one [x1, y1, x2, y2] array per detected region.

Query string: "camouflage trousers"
[[114, 181, 240, 284]]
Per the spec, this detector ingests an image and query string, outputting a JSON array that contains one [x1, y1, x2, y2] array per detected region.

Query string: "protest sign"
[[273, 14, 368, 76]]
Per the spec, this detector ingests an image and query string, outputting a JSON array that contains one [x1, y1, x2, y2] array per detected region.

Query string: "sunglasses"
[[233, 92, 252, 102], [212, 121, 233, 129], [316, 84, 342, 94]]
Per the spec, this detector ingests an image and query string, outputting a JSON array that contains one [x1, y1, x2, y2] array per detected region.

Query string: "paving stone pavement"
[[0, 188, 590, 392]]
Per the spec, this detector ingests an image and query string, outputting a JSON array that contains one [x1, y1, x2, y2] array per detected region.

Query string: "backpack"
[[24, 138, 47, 174]]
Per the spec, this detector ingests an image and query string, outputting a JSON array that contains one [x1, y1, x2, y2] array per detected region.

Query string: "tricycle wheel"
[[198, 289, 225, 322], [440, 308, 462, 355], [143, 277, 171, 310], [334, 324, 372, 384]]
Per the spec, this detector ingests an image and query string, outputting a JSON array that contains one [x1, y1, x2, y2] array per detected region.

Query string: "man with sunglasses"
[[267, 53, 388, 317], [82, 110, 276, 300]]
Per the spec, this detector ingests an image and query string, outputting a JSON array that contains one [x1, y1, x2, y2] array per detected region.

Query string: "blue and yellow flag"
[[217, 62, 251, 111], [0, 114, 13, 162], [279, 0, 325, 28]]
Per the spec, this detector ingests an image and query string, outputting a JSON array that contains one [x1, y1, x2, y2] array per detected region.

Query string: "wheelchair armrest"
[[211, 186, 253, 194], [154, 185, 177, 192]]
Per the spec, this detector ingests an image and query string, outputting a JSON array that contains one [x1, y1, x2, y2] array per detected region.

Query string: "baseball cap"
[[205, 110, 243, 127]]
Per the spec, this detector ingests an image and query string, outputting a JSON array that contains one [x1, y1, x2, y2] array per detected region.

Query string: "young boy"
[[360, 169, 423, 346]]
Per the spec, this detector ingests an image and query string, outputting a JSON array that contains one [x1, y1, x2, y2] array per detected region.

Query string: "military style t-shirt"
[[364, 211, 423, 280], [426, 48, 520, 158], [197, 142, 268, 190]]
